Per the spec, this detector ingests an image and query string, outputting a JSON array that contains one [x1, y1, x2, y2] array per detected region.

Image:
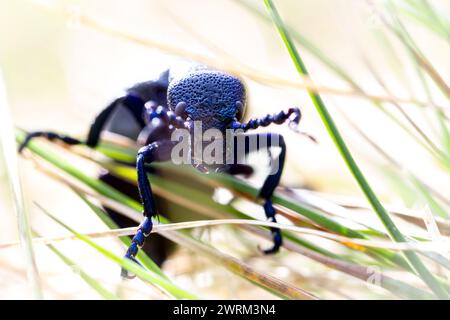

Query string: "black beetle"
[[19, 63, 313, 278]]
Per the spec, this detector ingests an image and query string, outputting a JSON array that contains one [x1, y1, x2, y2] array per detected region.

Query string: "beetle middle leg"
[[227, 132, 286, 254]]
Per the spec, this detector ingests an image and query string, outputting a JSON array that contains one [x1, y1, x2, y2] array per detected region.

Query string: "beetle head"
[[167, 69, 246, 132]]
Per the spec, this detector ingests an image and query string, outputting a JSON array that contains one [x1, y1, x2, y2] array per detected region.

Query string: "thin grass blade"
[[0, 73, 43, 298], [32, 230, 119, 299], [263, 0, 448, 299]]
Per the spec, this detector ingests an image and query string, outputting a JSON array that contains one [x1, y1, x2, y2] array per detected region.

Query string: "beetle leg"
[[122, 140, 174, 278], [227, 133, 286, 254], [99, 171, 172, 267], [18, 131, 82, 153], [86, 94, 146, 147], [18, 94, 146, 153], [258, 133, 286, 254], [222, 164, 254, 176], [231, 107, 300, 130]]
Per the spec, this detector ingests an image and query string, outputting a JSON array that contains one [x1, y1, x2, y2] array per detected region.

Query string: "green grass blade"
[[194, 170, 410, 270], [65, 191, 315, 299], [114, 161, 406, 266], [235, 0, 448, 162], [15, 130, 141, 212], [76, 170, 436, 299], [0, 74, 43, 299], [400, 0, 450, 40], [16, 132, 314, 299], [161, 229, 318, 300], [410, 176, 450, 219], [74, 191, 168, 279], [38, 204, 199, 300], [399, 14, 450, 166], [32, 230, 119, 299], [97, 142, 137, 163], [104, 159, 404, 270], [64, 162, 435, 300], [68, 136, 414, 271], [105, 162, 350, 262], [83, 168, 318, 299], [379, 4, 450, 173], [263, 0, 448, 299], [385, 1, 450, 99], [233, 0, 358, 88], [21, 133, 438, 299]]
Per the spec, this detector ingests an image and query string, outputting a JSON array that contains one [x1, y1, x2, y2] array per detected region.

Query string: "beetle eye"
[[175, 101, 187, 117], [235, 101, 244, 120]]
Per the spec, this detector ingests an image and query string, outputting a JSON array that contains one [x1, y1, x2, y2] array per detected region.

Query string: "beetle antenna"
[[231, 107, 317, 143]]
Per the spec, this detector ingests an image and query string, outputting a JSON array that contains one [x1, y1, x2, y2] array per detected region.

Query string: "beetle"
[[19, 63, 314, 278]]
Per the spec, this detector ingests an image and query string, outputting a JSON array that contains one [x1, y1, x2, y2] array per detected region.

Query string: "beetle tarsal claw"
[[288, 120, 299, 131], [121, 268, 137, 279]]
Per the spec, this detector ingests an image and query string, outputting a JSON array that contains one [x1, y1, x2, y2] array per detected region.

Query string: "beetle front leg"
[[122, 140, 173, 278], [258, 133, 286, 254]]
